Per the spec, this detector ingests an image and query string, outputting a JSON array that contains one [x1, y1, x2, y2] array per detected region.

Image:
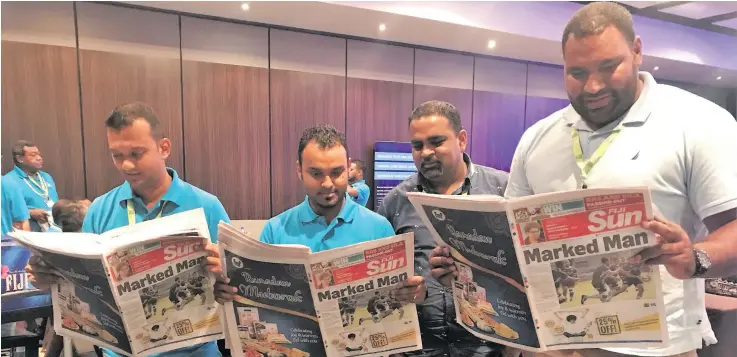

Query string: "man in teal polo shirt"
[[211, 125, 425, 305], [27, 102, 230, 357], [1, 177, 30, 234], [3, 140, 59, 231], [347, 159, 370, 207]]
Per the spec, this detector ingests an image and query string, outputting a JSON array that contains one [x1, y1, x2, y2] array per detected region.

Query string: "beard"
[[419, 160, 444, 180], [570, 73, 639, 129], [310, 189, 345, 210]]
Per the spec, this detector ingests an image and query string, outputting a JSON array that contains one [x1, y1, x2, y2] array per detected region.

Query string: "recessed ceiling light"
[[653, 66, 659, 71], [717, 76, 722, 80], [487, 40, 497, 49], [378, 23, 387, 32], [241, 3, 250, 11]]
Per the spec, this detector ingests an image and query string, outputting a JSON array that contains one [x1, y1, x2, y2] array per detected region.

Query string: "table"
[[1, 290, 53, 357]]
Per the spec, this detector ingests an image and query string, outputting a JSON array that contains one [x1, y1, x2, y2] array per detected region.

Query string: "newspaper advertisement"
[[103, 235, 222, 356], [407, 187, 668, 351], [2, 236, 36, 295], [407, 194, 539, 350], [217, 223, 422, 357], [309, 233, 421, 357]]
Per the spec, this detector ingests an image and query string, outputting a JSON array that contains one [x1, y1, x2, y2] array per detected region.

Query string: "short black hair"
[[562, 2, 635, 51], [567, 315, 577, 323], [351, 159, 365, 172], [297, 125, 347, 165], [51, 199, 88, 233], [105, 102, 164, 138], [409, 100, 462, 133], [11, 140, 36, 164]]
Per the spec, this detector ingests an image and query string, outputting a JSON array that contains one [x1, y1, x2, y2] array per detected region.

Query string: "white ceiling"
[[123, 1, 737, 87], [618, 1, 671, 9], [715, 16, 737, 30], [660, 1, 737, 19]]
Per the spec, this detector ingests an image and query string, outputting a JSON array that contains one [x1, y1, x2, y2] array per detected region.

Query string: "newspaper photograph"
[[407, 187, 669, 351], [103, 236, 222, 356], [309, 233, 421, 357], [2, 237, 36, 295], [406, 194, 539, 350], [217, 223, 422, 357]]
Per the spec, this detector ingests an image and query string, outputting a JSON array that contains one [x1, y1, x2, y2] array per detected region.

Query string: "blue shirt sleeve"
[[258, 221, 274, 244], [356, 183, 371, 207], [81, 199, 102, 234], [377, 218, 396, 238], [9, 184, 29, 222], [206, 199, 231, 243]]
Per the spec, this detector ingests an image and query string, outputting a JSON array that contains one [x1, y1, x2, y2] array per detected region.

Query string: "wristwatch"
[[692, 248, 711, 277]]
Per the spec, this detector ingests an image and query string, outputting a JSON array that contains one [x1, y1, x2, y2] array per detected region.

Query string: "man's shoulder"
[[180, 181, 222, 208], [354, 204, 391, 225], [87, 185, 125, 216], [473, 164, 509, 185], [266, 203, 302, 226], [656, 83, 734, 124], [385, 174, 420, 200]]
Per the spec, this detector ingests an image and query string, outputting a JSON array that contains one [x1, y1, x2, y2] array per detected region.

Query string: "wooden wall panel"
[[524, 97, 570, 129], [77, 3, 182, 198], [269, 30, 346, 216], [346, 40, 414, 210], [1, 41, 86, 199], [471, 92, 526, 171], [413, 49, 474, 154], [181, 17, 271, 220]]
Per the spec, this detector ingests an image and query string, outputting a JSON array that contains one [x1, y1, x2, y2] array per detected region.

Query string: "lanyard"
[[571, 123, 625, 189], [24, 174, 49, 200], [127, 200, 167, 226]]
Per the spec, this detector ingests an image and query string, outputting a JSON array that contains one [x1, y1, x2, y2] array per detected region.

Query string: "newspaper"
[[407, 187, 668, 352], [217, 223, 422, 357], [2, 236, 37, 295], [8, 209, 224, 357]]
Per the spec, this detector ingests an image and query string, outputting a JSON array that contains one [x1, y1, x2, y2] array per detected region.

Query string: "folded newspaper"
[[407, 187, 668, 352], [217, 223, 422, 357], [9, 209, 224, 357]]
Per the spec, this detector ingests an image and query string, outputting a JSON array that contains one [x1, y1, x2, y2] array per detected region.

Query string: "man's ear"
[[158, 138, 172, 160], [457, 129, 468, 152], [296, 160, 303, 181]]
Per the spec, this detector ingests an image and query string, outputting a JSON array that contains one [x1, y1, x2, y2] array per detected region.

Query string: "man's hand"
[[26, 255, 60, 290], [204, 243, 238, 304], [429, 245, 457, 287], [29, 209, 48, 223], [637, 216, 695, 279], [394, 276, 426, 304]]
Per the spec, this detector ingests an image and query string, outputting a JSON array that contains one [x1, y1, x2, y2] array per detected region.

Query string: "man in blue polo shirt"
[[211, 125, 426, 305], [27, 102, 229, 357], [3, 140, 59, 231], [347, 159, 370, 206], [1, 177, 30, 234]]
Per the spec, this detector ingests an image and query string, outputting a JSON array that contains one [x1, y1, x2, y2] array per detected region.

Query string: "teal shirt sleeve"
[[9, 184, 29, 222], [206, 199, 230, 243], [355, 183, 370, 207], [81, 199, 101, 234], [259, 221, 274, 244], [377, 218, 396, 238]]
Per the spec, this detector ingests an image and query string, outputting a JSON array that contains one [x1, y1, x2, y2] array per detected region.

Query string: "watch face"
[[697, 249, 712, 270]]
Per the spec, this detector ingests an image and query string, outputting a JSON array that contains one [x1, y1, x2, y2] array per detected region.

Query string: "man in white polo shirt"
[[504, 2, 737, 357], [430, 2, 737, 357]]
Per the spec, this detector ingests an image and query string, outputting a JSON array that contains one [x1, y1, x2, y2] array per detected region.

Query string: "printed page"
[[407, 193, 541, 351], [507, 187, 668, 350], [9, 231, 133, 355], [102, 232, 223, 356], [218, 223, 323, 357], [308, 233, 422, 357], [2, 237, 37, 295]]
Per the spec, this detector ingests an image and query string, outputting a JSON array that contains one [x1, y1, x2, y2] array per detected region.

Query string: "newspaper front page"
[[509, 188, 668, 349], [407, 187, 668, 351], [309, 233, 421, 357], [103, 235, 222, 356], [218, 223, 422, 357]]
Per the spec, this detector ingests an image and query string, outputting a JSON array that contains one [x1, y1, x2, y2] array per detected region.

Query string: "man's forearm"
[[695, 212, 737, 278], [347, 186, 359, 198]]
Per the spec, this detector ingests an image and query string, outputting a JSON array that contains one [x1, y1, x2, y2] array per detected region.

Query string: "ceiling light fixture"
[[241, 3, 250, 11], [487, 40, 497, 49], [379, 23, 387, 32], [717, 76, 722, 80], [653, 66, 659, 71]]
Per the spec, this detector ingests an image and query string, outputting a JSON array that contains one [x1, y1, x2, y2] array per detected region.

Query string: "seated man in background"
[[209, 125, 426, 307], [50, 199, 90, 233], [347, 159, 370, 207]]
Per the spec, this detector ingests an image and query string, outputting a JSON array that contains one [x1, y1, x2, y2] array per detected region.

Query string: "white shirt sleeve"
[[686, 105, 737, 220], [505, 128, 536, 199]]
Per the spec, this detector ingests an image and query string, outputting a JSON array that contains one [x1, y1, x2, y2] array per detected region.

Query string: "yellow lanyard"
[[571, 123, 625, 189], [127, 200, 167, 226], [25, 175, 49, 199]]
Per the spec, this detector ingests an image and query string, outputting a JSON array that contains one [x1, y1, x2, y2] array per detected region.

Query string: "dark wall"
[[2, 2, 734, 218]]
